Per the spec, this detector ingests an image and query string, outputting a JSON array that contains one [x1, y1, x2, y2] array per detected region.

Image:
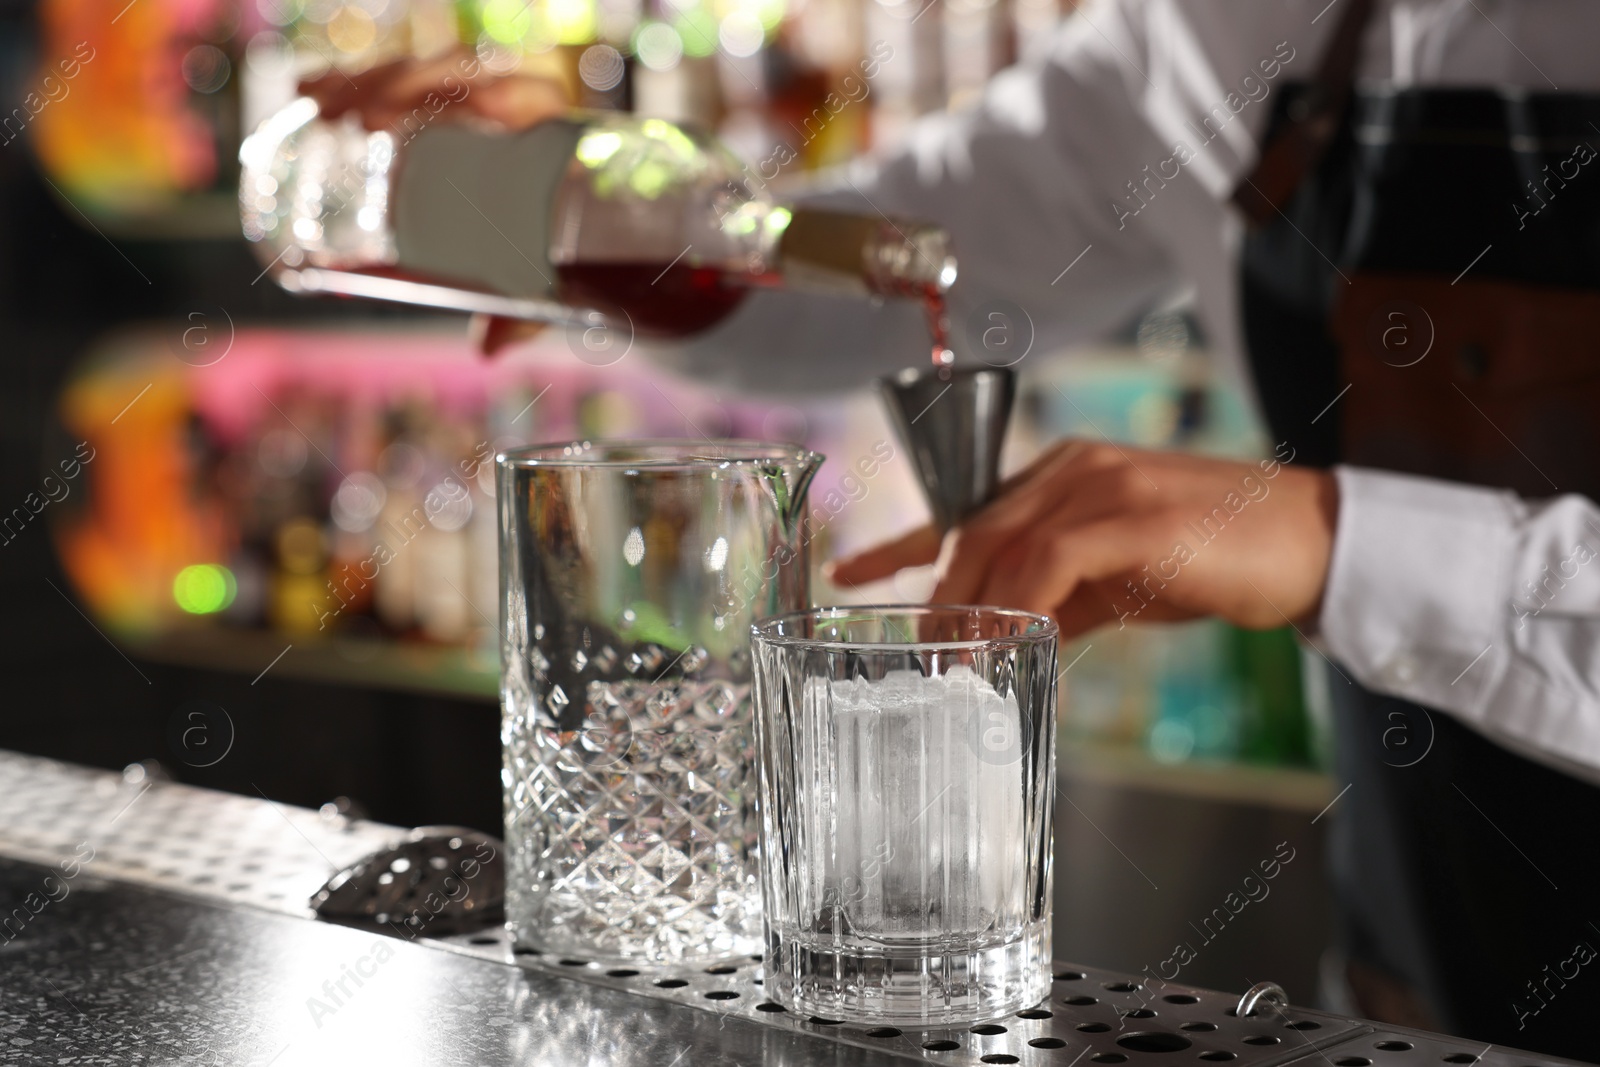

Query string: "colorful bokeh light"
[[173, 564, 237, 615]]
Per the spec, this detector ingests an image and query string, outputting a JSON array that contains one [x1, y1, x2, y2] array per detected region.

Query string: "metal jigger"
[[876, 365, 1017, 530]]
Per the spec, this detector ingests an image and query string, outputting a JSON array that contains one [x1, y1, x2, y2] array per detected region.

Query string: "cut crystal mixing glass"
[[498, 440, 820, 963]]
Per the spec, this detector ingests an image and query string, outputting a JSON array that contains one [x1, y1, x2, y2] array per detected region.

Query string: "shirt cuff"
[[1318, 466, 1520, 709]]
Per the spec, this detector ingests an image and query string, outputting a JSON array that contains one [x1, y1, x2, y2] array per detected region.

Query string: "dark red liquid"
[[924, 287, 954, 380], [340, 261, 948, 364], [556, 262, 752, 338]]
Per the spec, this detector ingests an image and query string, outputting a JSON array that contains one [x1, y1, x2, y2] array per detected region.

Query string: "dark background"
[[0, 6, 504, 834]]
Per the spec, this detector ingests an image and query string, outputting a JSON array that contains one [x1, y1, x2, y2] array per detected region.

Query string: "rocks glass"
[[751, 605, 1057, 1024]]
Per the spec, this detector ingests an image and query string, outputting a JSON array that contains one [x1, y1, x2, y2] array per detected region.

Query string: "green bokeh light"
[[174, 564, 237, 615], [481, 0, 534, 44], [672, 8, 719, 57]]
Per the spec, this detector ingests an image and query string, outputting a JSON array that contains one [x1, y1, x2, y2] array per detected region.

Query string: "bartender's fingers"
[[974, 516, 1174, 619], [364, 58, 566, 130], [470, 314, 547, 357], [822, 446, 1084, 587], [300, 51, 568, 133], [299, 54, 445, 124], [825, 441, 1130, 592], [468, 75, 569, 130], [932, 453, 1158, 605], [825, 525, 943, 586], [964, 440, 1124, 536]]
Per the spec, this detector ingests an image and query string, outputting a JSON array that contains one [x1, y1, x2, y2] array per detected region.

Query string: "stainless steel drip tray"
[[0, 750, 1586, 1067], [0, 750, 403, 916], [437, 929, 1374, 1066]]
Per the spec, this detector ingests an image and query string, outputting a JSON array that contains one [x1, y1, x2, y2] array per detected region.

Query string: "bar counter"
[[0, 750, 1581, 1067]]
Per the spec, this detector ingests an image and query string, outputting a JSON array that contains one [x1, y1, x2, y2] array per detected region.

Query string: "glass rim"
[[496, 438, 821, 471], [751, 604, 1058, 653]]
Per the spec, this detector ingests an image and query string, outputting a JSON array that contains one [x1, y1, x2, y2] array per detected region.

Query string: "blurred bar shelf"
[[126, 628, 498, 700], [1061, 739, 1334, 815]]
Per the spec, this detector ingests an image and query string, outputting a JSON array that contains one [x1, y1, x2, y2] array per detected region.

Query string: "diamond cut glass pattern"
[[498, 441, 820, 963]]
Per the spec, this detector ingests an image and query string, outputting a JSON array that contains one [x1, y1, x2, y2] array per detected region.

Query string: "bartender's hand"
[[300, 52, 570, 356], [828, 441, 1339, 639]]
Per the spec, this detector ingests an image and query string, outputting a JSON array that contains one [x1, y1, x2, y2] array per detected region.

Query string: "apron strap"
[[1231, 0, 1377, 225]]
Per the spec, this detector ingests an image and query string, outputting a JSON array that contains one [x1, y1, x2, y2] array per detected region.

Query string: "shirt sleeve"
[[1318, 466, 1600, 782], [648, 0, 1182, 395]]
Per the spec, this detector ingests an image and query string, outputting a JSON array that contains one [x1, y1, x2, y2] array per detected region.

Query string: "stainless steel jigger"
[[876, 366, 1017, 530]]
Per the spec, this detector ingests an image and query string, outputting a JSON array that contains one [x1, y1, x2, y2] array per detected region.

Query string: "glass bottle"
[[239, 102, 956, 336]]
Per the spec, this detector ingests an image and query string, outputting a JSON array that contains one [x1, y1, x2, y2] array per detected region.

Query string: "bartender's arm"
[[832, 443, 1600, 785]]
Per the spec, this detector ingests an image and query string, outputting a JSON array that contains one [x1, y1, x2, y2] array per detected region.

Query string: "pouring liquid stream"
[[926, 289, 954, 379]]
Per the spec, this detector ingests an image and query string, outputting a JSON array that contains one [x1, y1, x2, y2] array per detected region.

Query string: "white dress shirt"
[[657, 0, 1600, 781]]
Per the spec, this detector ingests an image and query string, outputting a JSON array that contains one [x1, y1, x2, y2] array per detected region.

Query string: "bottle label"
[[778, 209, 878, 297], [392, 120, 585, 301]]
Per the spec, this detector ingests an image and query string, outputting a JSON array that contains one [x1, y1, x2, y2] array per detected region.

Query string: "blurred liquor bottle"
[[864, 0, 944, 148], [944, 0, 1014, 111], [1061, 619, 1315, 770], [1147, 622, 1314, 769], [1227, 624, 1315, 768], [33, 0, 249, 224]]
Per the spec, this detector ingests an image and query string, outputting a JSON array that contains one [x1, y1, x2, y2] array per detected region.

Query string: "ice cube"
[[803, 667, 1027, 941]]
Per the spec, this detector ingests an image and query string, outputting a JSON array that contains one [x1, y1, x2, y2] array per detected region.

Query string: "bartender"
[[310, 0, 1600, 1058]]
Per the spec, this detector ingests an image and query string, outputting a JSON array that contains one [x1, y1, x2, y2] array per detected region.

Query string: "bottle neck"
[[773, 208, 957, 299]]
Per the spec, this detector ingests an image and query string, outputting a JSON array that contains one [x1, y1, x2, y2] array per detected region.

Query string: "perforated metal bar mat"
[[440, 932, 1373, 1066], [0, 751, 402, 915], [0, 751, 1584, 1067]]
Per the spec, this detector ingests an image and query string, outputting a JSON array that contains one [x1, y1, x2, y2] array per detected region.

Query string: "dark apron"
[[1239, 84, 1600, 1061]]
